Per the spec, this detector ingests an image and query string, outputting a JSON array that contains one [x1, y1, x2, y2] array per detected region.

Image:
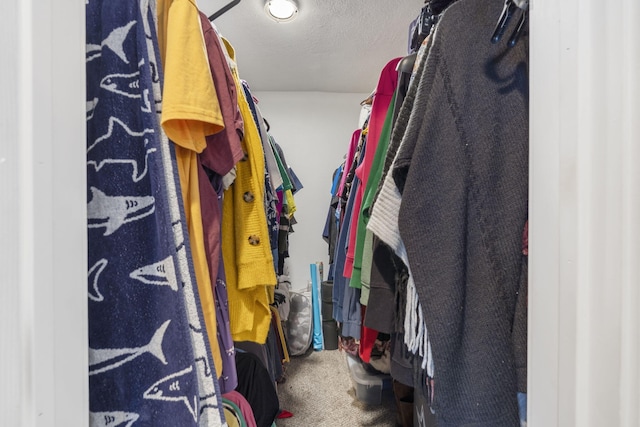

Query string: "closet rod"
[[209, 0, 241, 21]]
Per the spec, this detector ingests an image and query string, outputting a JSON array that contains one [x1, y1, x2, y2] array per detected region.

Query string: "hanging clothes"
[[322, 163, 344, 281], [157, 0, 227, 384], [347, 56, 401, 296], [223, 391, 258, 427], [394, 0, 529, 425], [234, 351, 280, 427], [239, 82, 281, 272], [367, 30, 434, 378], [361, 92, 397, 333], [197, 11, 246, 395], [86, 0, 224, 425], [220, 38, 278, 344]]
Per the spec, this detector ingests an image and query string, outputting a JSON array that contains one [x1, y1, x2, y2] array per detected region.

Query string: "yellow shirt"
[[158, 0, 223, 377], [284, 188, 297, 218], [221, 38, 277, 343]]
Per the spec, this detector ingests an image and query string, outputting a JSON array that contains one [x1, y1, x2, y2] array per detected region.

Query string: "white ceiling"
[[199, 0, 426, 93]]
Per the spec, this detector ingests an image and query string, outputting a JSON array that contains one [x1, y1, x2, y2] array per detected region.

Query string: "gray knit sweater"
[[394, 0, 529, 425]]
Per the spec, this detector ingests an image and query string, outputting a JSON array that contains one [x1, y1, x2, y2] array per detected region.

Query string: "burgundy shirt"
[[196, 11, 244, 394]]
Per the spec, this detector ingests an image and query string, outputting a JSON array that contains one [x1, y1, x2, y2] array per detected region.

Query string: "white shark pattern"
[[88, 258, 108, 302], [141, 88, 152, 113], [89, 319, 170, 376], [87, 187, 155, 236], [89, 411, 139, 427], [143, 366, 198, 422], [87, 140, 157, 183], [129, 256, 179, 291], [100, 71, 140, 98], [87, 97, 99, 121], [86, 21, 136, 64], [99, 71, 152, 113], [87, 116, 154, 153]]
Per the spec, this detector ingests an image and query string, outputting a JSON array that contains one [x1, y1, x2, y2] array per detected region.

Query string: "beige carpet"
[[275, 349, 397, 427]]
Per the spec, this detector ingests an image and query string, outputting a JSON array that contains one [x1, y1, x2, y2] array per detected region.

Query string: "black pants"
[[234, 351, 280, 427]]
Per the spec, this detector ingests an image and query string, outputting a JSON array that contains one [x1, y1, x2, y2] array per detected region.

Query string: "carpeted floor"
[[275, 348, 398, 427]]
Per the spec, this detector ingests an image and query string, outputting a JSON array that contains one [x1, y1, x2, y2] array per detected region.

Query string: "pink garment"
[[343, 57, 401, 280], [223, 390, 258, 427]]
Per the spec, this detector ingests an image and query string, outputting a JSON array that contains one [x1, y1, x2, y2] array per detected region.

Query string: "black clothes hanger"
[[392, 53, 417, 126], [209, 0, 241, 21], [429, 0, 457, 15], [491, 0, 528, 47], [398, 53, 417, 75], [409, 0, 458, 53], [410, 4, 436, 52]]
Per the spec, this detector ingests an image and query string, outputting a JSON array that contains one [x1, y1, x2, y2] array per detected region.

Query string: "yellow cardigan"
[[221, 39, 277, 344]]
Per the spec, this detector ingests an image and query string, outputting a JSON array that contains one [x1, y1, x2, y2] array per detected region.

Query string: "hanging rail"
[[209, 0, 241, 21]]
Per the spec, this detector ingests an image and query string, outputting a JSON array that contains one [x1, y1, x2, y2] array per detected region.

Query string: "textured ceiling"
[[199, 0, 425, 93]]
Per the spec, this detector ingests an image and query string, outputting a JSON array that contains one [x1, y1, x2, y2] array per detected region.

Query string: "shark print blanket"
[[86, 1, 225, 426]]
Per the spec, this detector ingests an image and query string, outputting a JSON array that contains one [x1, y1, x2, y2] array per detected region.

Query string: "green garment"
[[350, 91, 397, 303], [359, 228, 375, 305], [223, 398, 247, 427], [269, 135, 293, 191]]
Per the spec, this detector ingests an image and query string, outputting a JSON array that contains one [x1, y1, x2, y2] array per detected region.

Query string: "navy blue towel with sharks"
[[86, 1, 225, 426]]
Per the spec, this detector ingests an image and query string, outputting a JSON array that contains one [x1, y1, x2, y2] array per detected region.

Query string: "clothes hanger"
[[397, 53, 417, 75], [209, 0, 241, 21], [410, 4, 436, 52], [360, 90, 375, 106], [491, 0, 528, 47], [410, 0, 458, 53], [429, 0, 457, 15]]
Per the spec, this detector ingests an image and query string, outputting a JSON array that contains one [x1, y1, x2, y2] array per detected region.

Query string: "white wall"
[[0, 0, 87, 426], [253, 91, 369, 291]]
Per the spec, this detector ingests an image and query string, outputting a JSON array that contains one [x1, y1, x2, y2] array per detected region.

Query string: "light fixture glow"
[[265, 0, 298, 23]]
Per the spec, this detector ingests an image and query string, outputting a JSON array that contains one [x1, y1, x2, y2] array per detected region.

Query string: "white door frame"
[[2, 0, 639, 425]]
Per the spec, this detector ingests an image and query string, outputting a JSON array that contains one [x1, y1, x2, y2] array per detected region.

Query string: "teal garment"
[[269, 135, 293, 191], [351, 92, 397, 302], [223, 398, 247, 427]]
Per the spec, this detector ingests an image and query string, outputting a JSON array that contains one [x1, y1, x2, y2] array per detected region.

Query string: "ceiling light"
[[265, 0, 298, 23]]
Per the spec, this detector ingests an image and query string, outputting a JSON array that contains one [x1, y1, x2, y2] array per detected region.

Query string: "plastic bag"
[[286, 291, 313, 356]]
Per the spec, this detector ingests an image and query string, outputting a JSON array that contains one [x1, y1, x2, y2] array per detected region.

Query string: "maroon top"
[[196, 11, 244, 394]]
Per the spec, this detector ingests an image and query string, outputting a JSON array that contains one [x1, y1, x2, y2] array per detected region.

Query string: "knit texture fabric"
[[395, 0, 529, 425], [221, 40, 276, 344], [366, 39, 435, 378]]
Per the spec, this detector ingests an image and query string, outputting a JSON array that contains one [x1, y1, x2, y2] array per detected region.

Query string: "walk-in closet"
[[2, 0, 640, 426]]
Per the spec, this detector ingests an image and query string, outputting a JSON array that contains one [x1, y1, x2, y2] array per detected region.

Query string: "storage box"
[[346, 354, 393, 405]]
